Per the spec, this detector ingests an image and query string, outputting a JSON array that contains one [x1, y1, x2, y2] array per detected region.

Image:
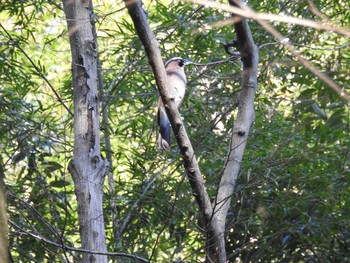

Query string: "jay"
[[157, 57, 191, 151]]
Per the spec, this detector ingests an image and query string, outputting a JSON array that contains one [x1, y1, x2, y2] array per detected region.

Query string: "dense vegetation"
[[1, 0, 349, 261]]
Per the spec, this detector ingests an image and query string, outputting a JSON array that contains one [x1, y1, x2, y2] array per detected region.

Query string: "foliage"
[[0, 0, 349, 262]]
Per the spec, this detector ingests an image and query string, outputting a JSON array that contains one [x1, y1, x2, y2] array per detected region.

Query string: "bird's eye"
[[178, 60, 184, 67]]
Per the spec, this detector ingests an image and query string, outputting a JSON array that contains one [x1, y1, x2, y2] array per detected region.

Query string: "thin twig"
[[255, 17, 350, 102], [186, 0, 350, 37], [9, 220, 149, 263], [186, 0, 350, 103], [189, 54, 240, 67]]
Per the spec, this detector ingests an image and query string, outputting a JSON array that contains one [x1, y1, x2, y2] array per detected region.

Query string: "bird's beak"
[[183, 59, 192, 66]]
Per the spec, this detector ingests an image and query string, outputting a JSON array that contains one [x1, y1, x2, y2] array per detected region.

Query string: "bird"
[[157, 57, 191, 151]]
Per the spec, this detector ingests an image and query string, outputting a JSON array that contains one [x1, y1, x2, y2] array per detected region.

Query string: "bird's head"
[[165, 57, 192, 69]]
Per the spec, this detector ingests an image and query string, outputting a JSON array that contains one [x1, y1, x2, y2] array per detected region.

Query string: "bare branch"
[[123, 0, 232, 261], [190, 55, 240, 67], [306, 0, 330, 21], [186, 0, 350, 37], [10, 220, 149, 263], [124, 0, 213, 223], [186, 0, 350, 102], [254, 17, 350, 102]]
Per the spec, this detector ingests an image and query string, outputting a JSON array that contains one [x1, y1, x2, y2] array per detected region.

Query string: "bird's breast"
[[166, 71, 187, 107]]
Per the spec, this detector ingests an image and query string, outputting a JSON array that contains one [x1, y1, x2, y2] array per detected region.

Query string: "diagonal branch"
[[186, 0, 350, 37], [10, 220, 149, 263], [123, 0, 227, 261], [233, 1, 350, 102], [186, 0, 350, 102], [123, 0, 213, 223]]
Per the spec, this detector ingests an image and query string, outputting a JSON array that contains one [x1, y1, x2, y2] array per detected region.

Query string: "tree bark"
[[123, 0, 217, 258], [212, 0, 259, 262], [62, 0, 108, 262], [124, 0, 258, 262], [0, 170, 10, 263]]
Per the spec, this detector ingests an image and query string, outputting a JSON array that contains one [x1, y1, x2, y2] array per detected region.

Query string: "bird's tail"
[[157, 105, 171, 151]]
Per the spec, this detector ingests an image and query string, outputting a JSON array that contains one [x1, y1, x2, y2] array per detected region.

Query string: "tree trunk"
[[0, 172, 10, 263], [62, 1, 108, 262], [211, 1, 259, 262]]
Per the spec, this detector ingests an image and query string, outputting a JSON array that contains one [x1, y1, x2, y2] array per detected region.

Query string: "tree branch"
[[123, 0, 225, 261], [186, 0, 350, 37], [124, 0, 213, 219], [213, 0, 259, 261], [186, 0, 350, 102], [9, 220, 149, 263]]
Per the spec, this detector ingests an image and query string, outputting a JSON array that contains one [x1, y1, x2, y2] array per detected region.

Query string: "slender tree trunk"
[[62, 1, 108, 262], [0, 170, 10, 263], [211, 1, 258, 262]]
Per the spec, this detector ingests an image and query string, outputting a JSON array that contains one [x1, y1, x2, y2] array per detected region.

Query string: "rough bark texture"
[[62, 0, 108, 262], [124, 0, 216, 257], [124, 0, 213, 218], [212, 0, 259, 262], [124, 0, 258, 262]]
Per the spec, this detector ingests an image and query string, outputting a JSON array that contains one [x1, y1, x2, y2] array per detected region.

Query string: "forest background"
[[0, 0, 349, 262]]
